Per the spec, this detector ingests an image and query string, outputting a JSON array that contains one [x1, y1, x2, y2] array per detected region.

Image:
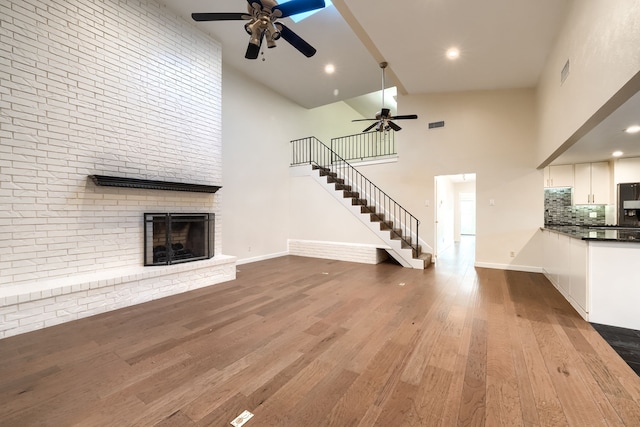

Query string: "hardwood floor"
[[1, 236, 640, 426]]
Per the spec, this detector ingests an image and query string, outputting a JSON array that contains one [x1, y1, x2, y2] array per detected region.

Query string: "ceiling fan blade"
[[191, 13, 250, 21], [390, 114, 418, 120], [273, 0, 325, 18], [362, 122, 379, 132], [387, 121, 402, 131], [352, 118, 377, 122], [275, 23, 316, 57]]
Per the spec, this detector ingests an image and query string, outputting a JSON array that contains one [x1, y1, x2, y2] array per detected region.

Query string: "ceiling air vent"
[[428, 121, 445, 129]]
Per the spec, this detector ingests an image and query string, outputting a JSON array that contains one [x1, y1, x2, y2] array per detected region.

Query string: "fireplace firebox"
[[144, 213, 214, 266]]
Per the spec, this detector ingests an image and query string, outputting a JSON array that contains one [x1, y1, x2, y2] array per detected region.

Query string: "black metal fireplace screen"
[[144, 213, 214, 266]]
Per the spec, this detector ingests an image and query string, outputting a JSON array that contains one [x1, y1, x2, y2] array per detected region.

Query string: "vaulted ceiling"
[[159, 0, 640, 163], [160, 0, 570, 109]]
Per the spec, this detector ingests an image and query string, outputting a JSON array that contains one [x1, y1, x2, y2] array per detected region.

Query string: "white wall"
[[536, 0, 640, 165], [221, 65, 369, 262], [287, 89, 542, 270], [367, 89, 541, 270], [0, 0, 235, 338]]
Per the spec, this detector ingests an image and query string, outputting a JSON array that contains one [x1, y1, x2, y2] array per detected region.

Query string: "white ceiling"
[[159, 0, 640, 163], [160, 0, 570, 108], [551, 90, 640, 165]]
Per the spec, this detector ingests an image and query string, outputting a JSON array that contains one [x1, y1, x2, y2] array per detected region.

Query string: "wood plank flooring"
[[1, 237, 640, 426]]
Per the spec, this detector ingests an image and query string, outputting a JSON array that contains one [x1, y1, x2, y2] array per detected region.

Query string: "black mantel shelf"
[[89, 175, 221, 193]]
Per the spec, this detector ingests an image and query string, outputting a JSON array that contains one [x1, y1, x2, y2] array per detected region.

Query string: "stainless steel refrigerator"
[[618, 182, 640, 226]]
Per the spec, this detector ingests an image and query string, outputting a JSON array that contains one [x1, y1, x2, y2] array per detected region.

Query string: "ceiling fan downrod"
[[380, 61, 388, 111]]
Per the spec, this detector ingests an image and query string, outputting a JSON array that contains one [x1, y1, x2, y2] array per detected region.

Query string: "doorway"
[[434, 174, 476, 261]]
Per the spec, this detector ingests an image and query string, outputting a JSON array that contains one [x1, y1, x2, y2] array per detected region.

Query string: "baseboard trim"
[[288, 239, 390, 265], [474, 262, 543, 273]]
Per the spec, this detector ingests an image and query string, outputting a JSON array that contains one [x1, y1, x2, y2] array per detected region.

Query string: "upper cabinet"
[[574, 162, 610, 205], [614, 157, 640, 184], [544, 164, 574, 188]]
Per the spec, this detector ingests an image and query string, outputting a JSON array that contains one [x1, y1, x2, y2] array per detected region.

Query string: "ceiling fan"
[[352, 62, 418, 132], [192, 0, 325, 60]]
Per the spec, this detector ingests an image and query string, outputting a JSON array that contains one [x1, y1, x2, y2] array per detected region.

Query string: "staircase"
[[291, 137, 432, 269]]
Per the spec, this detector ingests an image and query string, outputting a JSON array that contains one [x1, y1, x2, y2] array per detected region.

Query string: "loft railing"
[[330, 130, 395, 162], [291, 136, 419, 256]]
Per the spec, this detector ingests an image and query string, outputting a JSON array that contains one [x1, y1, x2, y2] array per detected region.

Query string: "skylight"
[[278, 0, 332, 23]]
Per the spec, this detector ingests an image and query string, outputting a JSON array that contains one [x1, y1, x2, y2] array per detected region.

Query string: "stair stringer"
[[301, 165, 427, 269]]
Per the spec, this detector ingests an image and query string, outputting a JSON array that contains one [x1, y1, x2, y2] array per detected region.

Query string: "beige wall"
[[285, 88, 543, 270], [221, 65, 368, 262], [397, 89, 542, 269], [536, 0, 640, 165]]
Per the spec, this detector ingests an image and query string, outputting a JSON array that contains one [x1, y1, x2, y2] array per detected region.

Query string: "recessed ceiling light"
[[446, 47, 460, 60], [324, 64, 335, 74], [625, 125, 640, 134], [612, 151, 624, 157]]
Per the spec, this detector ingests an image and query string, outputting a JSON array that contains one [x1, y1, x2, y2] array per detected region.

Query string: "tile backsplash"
[[544, 187, 607, 226]]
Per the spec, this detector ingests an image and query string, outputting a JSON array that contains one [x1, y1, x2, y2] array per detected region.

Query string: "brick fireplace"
[[0, 0, 236, 339]]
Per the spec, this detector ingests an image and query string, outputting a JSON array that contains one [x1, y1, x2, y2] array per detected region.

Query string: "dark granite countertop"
[[543, 225, 640, 242]]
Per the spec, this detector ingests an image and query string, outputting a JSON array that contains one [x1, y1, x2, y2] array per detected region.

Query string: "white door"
[[460, 194, 476, 235]]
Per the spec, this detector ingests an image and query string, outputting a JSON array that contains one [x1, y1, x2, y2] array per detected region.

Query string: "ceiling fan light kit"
[[352, 62, 418, 132], [192, 0, 325, 59]]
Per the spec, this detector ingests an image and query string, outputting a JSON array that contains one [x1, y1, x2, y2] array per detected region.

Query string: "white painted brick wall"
[[288, 239, 389, 265], [0, 0, 232, 338]]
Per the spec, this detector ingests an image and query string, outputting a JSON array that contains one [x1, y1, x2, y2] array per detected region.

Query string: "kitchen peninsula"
[[541, 226, 640, 330]]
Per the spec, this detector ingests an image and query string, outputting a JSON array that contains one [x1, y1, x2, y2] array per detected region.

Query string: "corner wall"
[[221, 65, 368, 263], [536, 0, 640, 165], [286, 89, 542, 270], [363, 89, 543, 270]]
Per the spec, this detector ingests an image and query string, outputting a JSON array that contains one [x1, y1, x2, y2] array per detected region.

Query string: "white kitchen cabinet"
[[544, 164, 574, 188], [568, 239, 588, 314], [557, 234, 572, 294], [541, 228, 588, 320], [541, 229, 558, 284], [573, 162, 610, 204], [542, 228, 640, 330], [614, 157, 640, 183]]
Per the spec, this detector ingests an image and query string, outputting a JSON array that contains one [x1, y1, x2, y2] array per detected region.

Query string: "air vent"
[[428, 121, 445, 129]]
